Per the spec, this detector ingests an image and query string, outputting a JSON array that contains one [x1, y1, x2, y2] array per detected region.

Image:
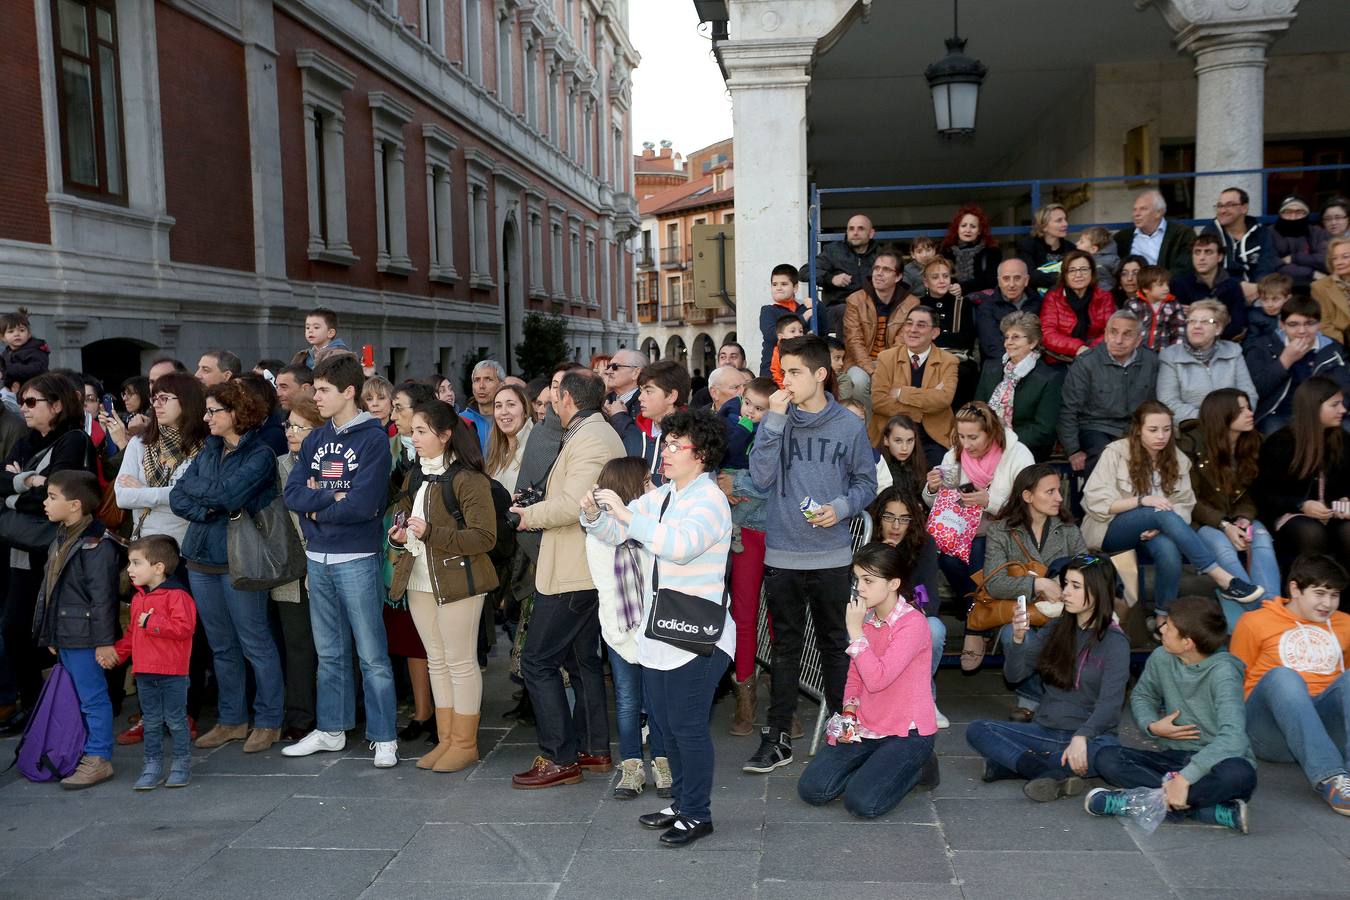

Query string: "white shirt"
[[1130, 218, 1168, 265]]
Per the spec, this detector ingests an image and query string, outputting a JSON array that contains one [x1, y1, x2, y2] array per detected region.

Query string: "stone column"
[[387, 145, 411, 269], [720, 0, 857, 373], [1143, 0, 1300, 215]]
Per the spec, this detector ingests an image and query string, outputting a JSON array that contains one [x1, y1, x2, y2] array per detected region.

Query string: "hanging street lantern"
[[924, 2, 987, 136]]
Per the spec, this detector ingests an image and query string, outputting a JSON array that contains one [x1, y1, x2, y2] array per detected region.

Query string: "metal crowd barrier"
[[754, 514, 873, 756]]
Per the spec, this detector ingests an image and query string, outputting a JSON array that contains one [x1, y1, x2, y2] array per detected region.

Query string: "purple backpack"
[[14, 664, 87, 782]]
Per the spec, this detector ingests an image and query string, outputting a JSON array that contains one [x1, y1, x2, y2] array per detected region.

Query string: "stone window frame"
[[548, 200, 566, 302], [526, 187, 547, 299], [583, 220, 599, 308], [568, 210, 583, 303], [297, 49, 357, 266], [369, 91, 414, 276], [465, 147, 495, 289], [422, 123, 459, 284]]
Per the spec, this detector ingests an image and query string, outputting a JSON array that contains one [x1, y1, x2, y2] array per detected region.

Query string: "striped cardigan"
[[583, 472, 735, 670]]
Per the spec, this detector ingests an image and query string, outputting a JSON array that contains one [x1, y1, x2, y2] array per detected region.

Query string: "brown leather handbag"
[[966, 531, 1052, 631]]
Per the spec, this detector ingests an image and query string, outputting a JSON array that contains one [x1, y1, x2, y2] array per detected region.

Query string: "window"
[[496, 9, 512, 105], [527, 200, 545, 297], [612, 127, 624, 187], [463, 0, 482, 83], [423, 124, 459, 283], [298, 50, 357, 264], [549, 205, 565, 300], [370, 92, 414, 275], [582, 99, 594, 174], [420, 0, 444, 52], [566, 84, 577, 158], [569, 224, 582, 300], [523, 38, 538, 128], [546, 62, 559, 140], [52, 0, 126, 200], [466, 179, 493, 288], [584, 236, 595, 305]]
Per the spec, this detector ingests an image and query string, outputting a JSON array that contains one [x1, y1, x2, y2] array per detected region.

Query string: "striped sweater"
[[583, 472, 735, 670]]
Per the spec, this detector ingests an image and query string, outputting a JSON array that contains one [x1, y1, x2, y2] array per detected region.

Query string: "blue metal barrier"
[[806, 162, 1350, 316]]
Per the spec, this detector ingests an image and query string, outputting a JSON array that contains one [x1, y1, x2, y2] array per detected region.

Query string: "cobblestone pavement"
[[3, 660, 1349, 899]]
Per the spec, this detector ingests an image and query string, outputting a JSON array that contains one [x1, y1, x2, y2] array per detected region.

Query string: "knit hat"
[[1279, 195, 1311, 215]]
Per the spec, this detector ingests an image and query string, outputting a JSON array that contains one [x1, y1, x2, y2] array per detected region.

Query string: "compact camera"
[[505, 484, 546, 529]]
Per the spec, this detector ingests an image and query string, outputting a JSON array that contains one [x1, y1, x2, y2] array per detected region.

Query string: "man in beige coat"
[[869, 305, 958, 466], [510, 369, 625, 789]]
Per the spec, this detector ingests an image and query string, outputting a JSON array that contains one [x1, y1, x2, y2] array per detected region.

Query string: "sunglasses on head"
[[1069, 553, 1102, 568]]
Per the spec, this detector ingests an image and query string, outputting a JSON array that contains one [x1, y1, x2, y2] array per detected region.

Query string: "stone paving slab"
[[3, 665, 1350, 899]]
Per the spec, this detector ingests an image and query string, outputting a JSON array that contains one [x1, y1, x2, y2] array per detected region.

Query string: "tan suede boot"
[[417, 708, 455, 770], [433, 711, 480, 773], [729, 674, 757, 736]]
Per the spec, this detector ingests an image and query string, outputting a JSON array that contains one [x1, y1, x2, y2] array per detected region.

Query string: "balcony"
[[685, 304, 714, 326], [636, 248, 655, 269], [637, 301, 657, 324], [660, 302, 683, 323], [660, 244, 690, 269]]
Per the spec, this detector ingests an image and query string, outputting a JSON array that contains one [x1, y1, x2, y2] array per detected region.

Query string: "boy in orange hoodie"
[[1230, 554, 1350, 816], [769, 314, 806, 389]]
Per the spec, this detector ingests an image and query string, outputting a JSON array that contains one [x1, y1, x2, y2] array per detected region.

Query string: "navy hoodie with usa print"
[[283, 411, 392, 554]]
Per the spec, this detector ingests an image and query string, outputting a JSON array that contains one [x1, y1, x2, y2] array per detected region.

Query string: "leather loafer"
[[639, 809, 680, 829], [659, 817, 714, 846], [576, 752, 612, 773], [512, 755, 583, 789]]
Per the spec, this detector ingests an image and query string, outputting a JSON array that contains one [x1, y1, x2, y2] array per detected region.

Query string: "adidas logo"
[[656, 618, 701, 634], [702, 625, 718, 636]]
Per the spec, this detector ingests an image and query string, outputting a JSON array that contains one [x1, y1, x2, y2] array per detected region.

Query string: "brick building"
[[0, 0, 640, 389]]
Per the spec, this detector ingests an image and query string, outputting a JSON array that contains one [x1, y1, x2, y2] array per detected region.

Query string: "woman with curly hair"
[[170, 379, 286, 753], [1082, 400, 1264, 620], [939, 203, 1001, 298]]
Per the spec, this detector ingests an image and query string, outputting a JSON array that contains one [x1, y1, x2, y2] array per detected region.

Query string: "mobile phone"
[[393, 510, 408, 530], [1015, 595, 1027, 618], [361, 344, 375, 367], [101, 393, 115, 416], [958, 482, 975, 494]]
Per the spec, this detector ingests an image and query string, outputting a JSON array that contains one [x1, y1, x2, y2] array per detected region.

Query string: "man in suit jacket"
[[1112, 189, 1196, 280], [869, 304, 959, 467]]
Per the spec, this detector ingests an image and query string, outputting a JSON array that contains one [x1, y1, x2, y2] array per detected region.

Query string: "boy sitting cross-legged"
[[1231, 554, 1350, 815], [1087, 595, 1257, 833]]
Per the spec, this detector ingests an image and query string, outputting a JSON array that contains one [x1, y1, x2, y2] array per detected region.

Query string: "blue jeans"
[[1246, 667, 1350, 786], [1100, 507, 1219, 614], [998, 624, 1044, 707], [137, 674, 191, 763], [59, 648, 113, 761], [927, 616, 945, 701], [306, 556, 397, 742], [608, 646, 664, 761], [798, 729, 936, 818], [938, 537, 986, 612], [1196, 523, 1280, 600], [644, 649, 730, 822], [522, 590, 609, 763], [1094, 745, 1256, 809], [188, 571, 284, 729], [966, 719, 1118, 780]]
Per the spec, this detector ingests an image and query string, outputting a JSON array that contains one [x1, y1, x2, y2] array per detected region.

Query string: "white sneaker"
[[934, 707, 951, 729], [372, 740, 399, 768], [281, 729, 346, 757]]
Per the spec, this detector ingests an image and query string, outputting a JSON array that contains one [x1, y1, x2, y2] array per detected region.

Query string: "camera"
[[505, 484, 546, 529]]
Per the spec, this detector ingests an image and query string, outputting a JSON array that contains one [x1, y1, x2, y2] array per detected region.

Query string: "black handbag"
[[0, 445, 60, 552], [227, 492, 306, 591], [642, 493, 732, 657]]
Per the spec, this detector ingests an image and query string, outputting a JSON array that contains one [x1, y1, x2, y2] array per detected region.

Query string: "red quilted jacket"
[[1040, 286, 1116, 361]]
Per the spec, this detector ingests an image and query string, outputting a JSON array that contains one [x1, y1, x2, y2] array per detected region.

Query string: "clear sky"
[[628, 3, 733, 158]]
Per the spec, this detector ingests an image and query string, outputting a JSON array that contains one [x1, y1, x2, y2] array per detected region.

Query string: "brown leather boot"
[[418, 708, 455, 770], [730, 674, 757, 736], [194, 722, 249, 749], [433, 711, 480, 773], [243, 727, 280, 753]]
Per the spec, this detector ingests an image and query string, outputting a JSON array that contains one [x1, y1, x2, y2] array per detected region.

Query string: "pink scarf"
[[960, 442, 1003, 490]]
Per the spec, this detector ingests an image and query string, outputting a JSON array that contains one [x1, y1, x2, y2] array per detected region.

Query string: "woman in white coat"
[[114, 372, 207, 543]]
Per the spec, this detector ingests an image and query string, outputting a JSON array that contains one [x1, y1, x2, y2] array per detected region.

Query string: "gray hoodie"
[[1005, 621, 1130, 739], [749, 394, 877, 569]]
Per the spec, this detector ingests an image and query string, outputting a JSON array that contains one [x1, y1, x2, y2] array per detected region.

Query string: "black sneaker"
[[742, 728, 792, 774], [1215, 578, 1263, 605]]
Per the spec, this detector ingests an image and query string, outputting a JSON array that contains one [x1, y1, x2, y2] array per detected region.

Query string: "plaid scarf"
[[142, 425, 195, 487], [612, 539, 646, 632]]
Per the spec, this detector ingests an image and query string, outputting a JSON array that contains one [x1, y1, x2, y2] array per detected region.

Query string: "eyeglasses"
[[391, 403, 410, 414], [879, 514, 913, 526], [1064, 266, 1093, 276], [661, 442, 694, 455], [204, 407, 228, 417], [19, 397, 47, 408], [872, 265, 898, 274], [1186, 317, 1219, 326], [1324, 213, 1348, 222], [151, 394, 177, 406], [605, 363, 639, 372], [285, 423, 314, 433], [83, 394, 99, 404], [1214, 201, 1244, 210]]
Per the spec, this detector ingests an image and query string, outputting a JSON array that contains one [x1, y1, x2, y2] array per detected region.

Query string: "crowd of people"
[[1, 184, 1349, 847]]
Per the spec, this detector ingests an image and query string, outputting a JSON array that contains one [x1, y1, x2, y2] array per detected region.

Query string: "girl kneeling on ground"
[[966, 554, 1129, 802], [797, 542, 940, 819]]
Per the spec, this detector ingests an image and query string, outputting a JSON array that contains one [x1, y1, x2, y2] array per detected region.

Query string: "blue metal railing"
[[806, 162, 1350, 314]]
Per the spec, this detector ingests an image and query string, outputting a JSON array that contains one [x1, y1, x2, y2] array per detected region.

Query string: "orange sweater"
[[1229, 599, 1350, 699], [770, 343, 784, 388]]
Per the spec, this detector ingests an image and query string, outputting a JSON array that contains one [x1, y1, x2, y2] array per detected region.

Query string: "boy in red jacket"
[[99, 535, 197, 790]]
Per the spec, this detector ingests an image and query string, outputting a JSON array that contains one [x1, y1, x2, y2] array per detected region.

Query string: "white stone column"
[[321, 117, 352, 255], [387, 145, 410, 268], [303, 103, 325, 257], [241, 0, 286, 279], [1144, 0, 1299, 215], [373, 141, 389, 267]]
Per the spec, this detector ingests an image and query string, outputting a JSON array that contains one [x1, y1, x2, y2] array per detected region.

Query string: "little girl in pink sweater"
[[797, 542, 940, 818]]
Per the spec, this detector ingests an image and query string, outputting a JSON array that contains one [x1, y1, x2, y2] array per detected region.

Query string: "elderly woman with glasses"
[[114, 372, 207, 546], [170, 380, 286, 754], [974, 311, 1062, 461], [1156, 299, 1257, 423]]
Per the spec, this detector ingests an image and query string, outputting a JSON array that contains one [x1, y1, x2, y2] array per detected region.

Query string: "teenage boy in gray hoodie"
[[743, 334, 877, 773], [1086, 595, 1257, 833]]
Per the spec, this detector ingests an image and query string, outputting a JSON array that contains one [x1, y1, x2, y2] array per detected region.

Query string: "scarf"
[[1182, 335, 1220, 366], [404, 455, 449, 569], [960, 441, 1004, 490], [612, 540, 646, 632], [45, 516, 93, 601], [950, 242, 982, 284], [142, 425, 194, 487], [1063, 287, 1093, 341], [987, 351, 1039, 428]]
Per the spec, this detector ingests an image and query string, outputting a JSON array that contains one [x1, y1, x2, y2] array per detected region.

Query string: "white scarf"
[[405, 455, 448, 592], [988, 351, 1039, 427]]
